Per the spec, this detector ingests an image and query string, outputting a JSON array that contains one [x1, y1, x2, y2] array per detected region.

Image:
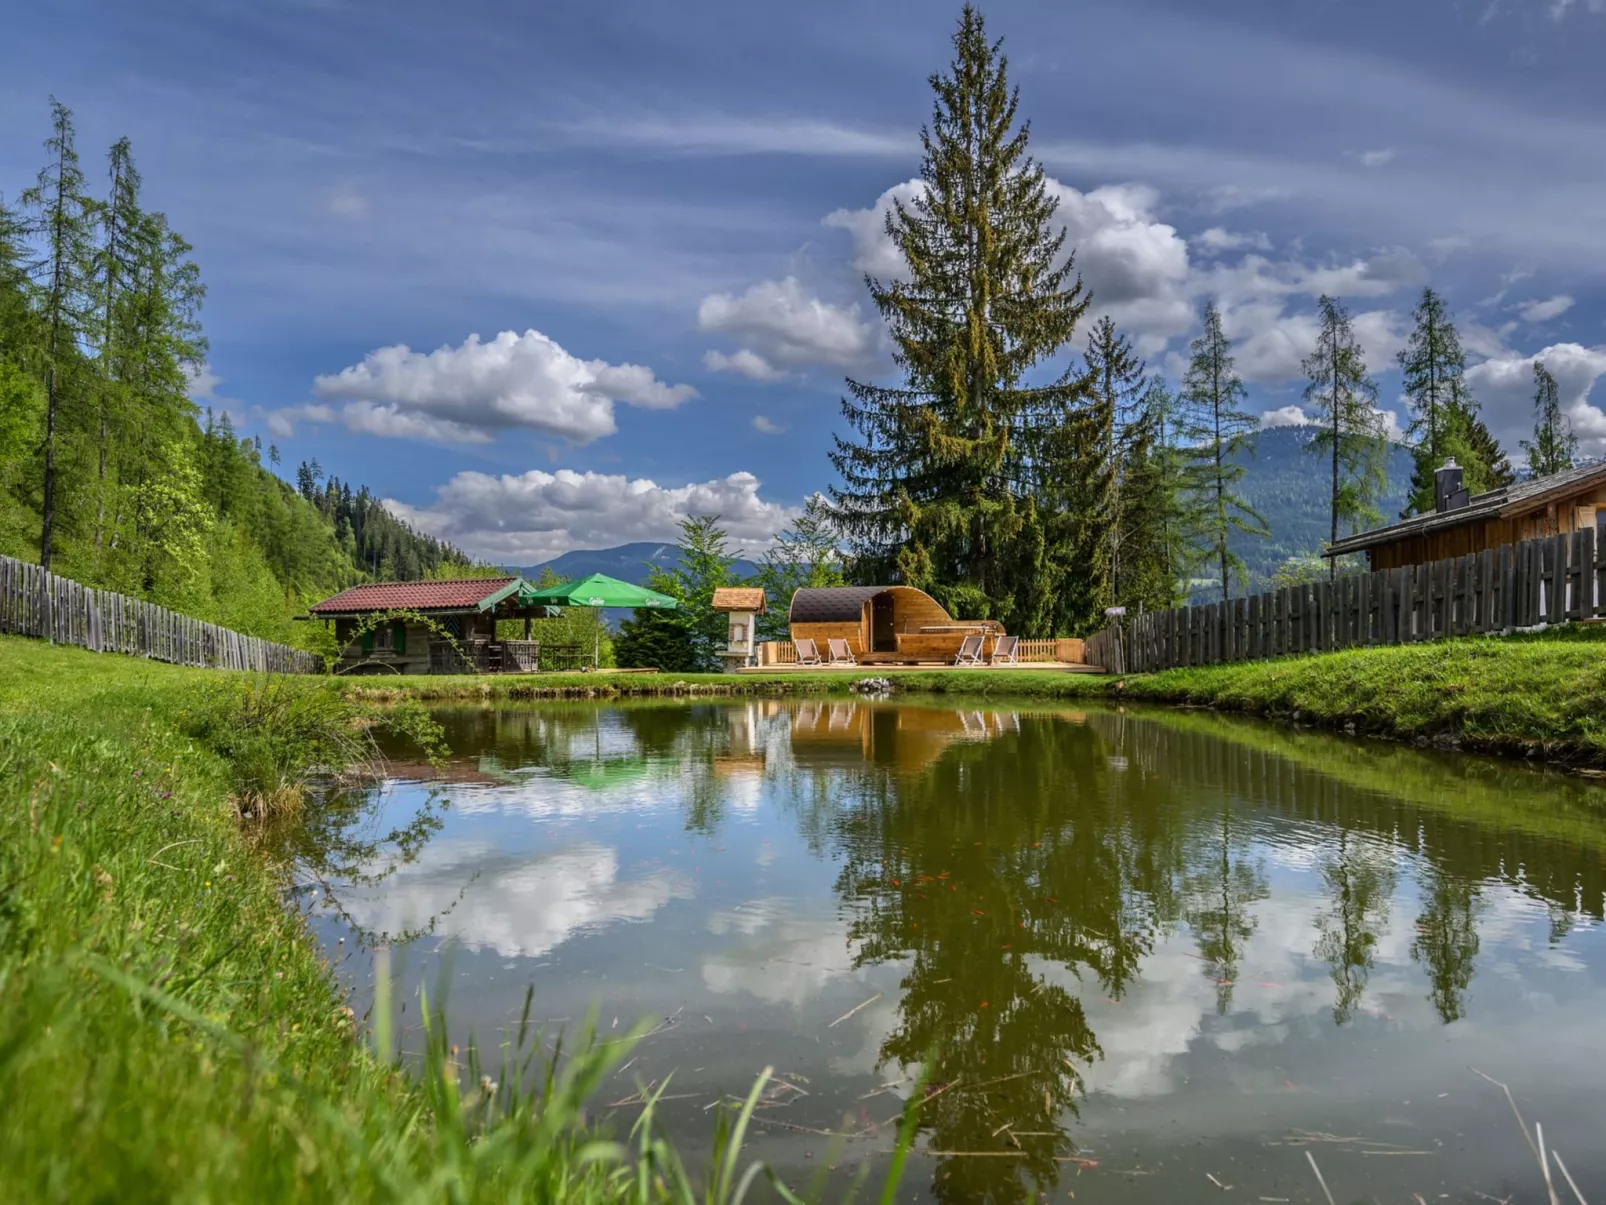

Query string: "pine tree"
[[1082, 317, 1148, 611], [829, 6, 1091, 635], [1398, 287, 1471, 516], [1181, 302, 1265, 601], [755, 495, 846, 643], [1462, 408, 1515, 491], [19, 98, 97, 571], [92, 136, 142, 549], [1520, 360, 1576, 478], [1303, 295, 1387, 563]]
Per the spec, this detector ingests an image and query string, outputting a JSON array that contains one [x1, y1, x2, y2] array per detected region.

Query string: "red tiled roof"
[[309, 577, 518, 615]]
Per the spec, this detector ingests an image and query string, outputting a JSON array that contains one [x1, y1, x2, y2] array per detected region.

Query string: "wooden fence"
[[1084, 529, 1600, 675], [0, 553, 319, 674]]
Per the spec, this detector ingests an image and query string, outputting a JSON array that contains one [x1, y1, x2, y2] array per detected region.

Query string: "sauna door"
[[872, 594, 897, 652]]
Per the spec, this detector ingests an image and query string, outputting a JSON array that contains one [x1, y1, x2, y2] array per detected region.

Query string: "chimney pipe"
[[1435, 460, 1469, 514]]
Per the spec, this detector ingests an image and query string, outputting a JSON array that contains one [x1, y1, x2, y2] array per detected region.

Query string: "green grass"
[[0, 635, 912, 1202]]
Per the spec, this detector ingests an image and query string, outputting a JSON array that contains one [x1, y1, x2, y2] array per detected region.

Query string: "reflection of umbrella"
[[566, 759, 653, 791], [520, 573, 678, 669]]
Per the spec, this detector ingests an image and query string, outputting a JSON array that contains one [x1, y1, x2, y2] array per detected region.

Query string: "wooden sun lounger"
[[827, 638, 858, 666], [793, 637, 824, 666], [953, 634, 984, 666]]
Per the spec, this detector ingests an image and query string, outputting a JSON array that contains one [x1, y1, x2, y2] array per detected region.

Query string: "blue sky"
[[4, 0, 1605, 564]]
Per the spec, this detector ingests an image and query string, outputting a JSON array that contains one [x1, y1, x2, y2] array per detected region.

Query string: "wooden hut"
[[1326, 461, 1606, 571], [783, 585, 1003, 663], [308, 577, 554, 674]]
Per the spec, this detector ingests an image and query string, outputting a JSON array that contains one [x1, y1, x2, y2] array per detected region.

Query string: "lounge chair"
[[827, 638, 858, 666], [989, 634, 1018, 665], [953, 634, 984, 666], [793, 638, 824, 666]]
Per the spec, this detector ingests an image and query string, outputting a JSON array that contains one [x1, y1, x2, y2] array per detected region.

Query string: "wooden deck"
[[737, 660, 1106, 674]]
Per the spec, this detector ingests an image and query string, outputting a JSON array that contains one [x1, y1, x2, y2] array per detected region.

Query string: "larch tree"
[[1082, 316, 1148, 611], [92, 136, 143, 551], [1180, 301, 1265, 601], [1520, 360, 1576, 478], [1302, 295, 1387, 565], [19, 98, 97, 571], [1398, 287, 1467, 514], [829, 5, 1091, 636]]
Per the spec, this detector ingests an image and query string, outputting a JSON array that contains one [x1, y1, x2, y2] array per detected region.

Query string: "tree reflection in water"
[[360, 699, 1600, 1204]]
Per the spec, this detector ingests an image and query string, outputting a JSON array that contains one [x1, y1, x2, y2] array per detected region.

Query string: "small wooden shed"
[[711, 586, 766, 672], [784, 585, 1002, 663], [308, 577, 553, 674], [1326, 461, 1606, 571]]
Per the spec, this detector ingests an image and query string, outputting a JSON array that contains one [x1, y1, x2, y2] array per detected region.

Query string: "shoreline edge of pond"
[[341, 626, 1606, 771]]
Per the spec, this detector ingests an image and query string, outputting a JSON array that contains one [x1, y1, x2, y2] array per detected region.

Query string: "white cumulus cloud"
[[697, 276, 876, 381], [271, 330, 697, 445], [1463, 342, 1606, 458], [385, 468, 798, 564], [1261, 405, 1312, 427], [1358, 148, 1397, 168]]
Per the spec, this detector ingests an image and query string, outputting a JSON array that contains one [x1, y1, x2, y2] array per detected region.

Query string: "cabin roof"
[[309, 576, 523, 615], [711, 586, 766, 613], [789, 586, 889, 623], [1324, 461, 1606, 558]]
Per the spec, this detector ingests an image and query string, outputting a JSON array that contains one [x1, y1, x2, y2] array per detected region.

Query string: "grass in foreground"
[[0, 636, 911, 1202]]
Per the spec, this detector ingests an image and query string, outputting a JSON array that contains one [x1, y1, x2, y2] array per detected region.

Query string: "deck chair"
[[989, 635, 1019, 665], [793, 638, 824, 666], [953, 634, 984, 666], [827, 638, 858, 666]]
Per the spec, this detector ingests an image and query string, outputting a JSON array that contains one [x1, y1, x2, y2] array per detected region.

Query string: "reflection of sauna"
[[788, 702, 1019, 773]]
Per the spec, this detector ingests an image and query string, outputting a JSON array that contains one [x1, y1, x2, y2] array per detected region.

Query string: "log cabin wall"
[[791, 618, 870, 655], [1367, 487, 1606, 571]]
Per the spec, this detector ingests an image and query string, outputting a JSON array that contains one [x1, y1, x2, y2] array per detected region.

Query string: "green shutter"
[[392, 623, 407, 654], [360, 628, 373, 654]]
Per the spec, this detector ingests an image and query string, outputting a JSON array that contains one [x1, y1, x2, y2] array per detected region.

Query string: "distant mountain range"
[[510, 429, 1414, 601], [508, 541, 761, 587], [1228, 425, 1413, 589]]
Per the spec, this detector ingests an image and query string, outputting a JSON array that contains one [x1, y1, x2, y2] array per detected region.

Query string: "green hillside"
[[1226, 424, 1413, 591], [0, 104, 472, 648]]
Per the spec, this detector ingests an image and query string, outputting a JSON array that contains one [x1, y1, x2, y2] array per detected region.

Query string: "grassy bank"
[[0, 635, 908, 1201], [342, 626, 1606, 766]]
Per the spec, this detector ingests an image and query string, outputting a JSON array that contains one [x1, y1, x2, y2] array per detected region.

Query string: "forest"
[[0, 102, 472, 649]]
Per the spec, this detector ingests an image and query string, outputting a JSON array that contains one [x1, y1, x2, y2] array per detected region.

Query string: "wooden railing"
[[1085, 528, 1601, 675], [0, 553, 318, 674], [757, 636, 1083, 666]]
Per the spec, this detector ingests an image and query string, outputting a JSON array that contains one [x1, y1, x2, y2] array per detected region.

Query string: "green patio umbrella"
[[519, 573, 679, 669]]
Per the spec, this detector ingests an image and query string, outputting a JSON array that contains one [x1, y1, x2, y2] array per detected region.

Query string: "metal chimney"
[[1434, 459, 1469, 513]]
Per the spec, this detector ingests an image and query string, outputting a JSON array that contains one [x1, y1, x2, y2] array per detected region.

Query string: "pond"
[[306, 699, 1606, 1203]]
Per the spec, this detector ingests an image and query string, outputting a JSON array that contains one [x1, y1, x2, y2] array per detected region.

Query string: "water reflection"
[[319, 700, 1606, 1203]]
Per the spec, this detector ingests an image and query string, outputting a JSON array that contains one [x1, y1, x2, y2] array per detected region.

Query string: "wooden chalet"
[[783, 585, 1003, 663], [1326, 461, 1606, 571], [308, 577, 556, 674]]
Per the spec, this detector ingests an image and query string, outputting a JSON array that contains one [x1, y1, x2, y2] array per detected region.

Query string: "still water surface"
[[308, 700, 1606, 1202]]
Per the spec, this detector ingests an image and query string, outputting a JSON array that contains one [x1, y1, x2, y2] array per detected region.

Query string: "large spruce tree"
[[1180, 302, 1265, 601], [1521, 360, 1576, 478], [830, 6, 1091, 635], [1303, 295, 1387, 562]]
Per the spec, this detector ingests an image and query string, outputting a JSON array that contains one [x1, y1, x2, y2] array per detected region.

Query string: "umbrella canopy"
[[519, 573, 678, 669], [520, 573, 679, 610]]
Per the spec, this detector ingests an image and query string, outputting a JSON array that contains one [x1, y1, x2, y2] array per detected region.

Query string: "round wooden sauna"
[[787, 586, 1002, 663]]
